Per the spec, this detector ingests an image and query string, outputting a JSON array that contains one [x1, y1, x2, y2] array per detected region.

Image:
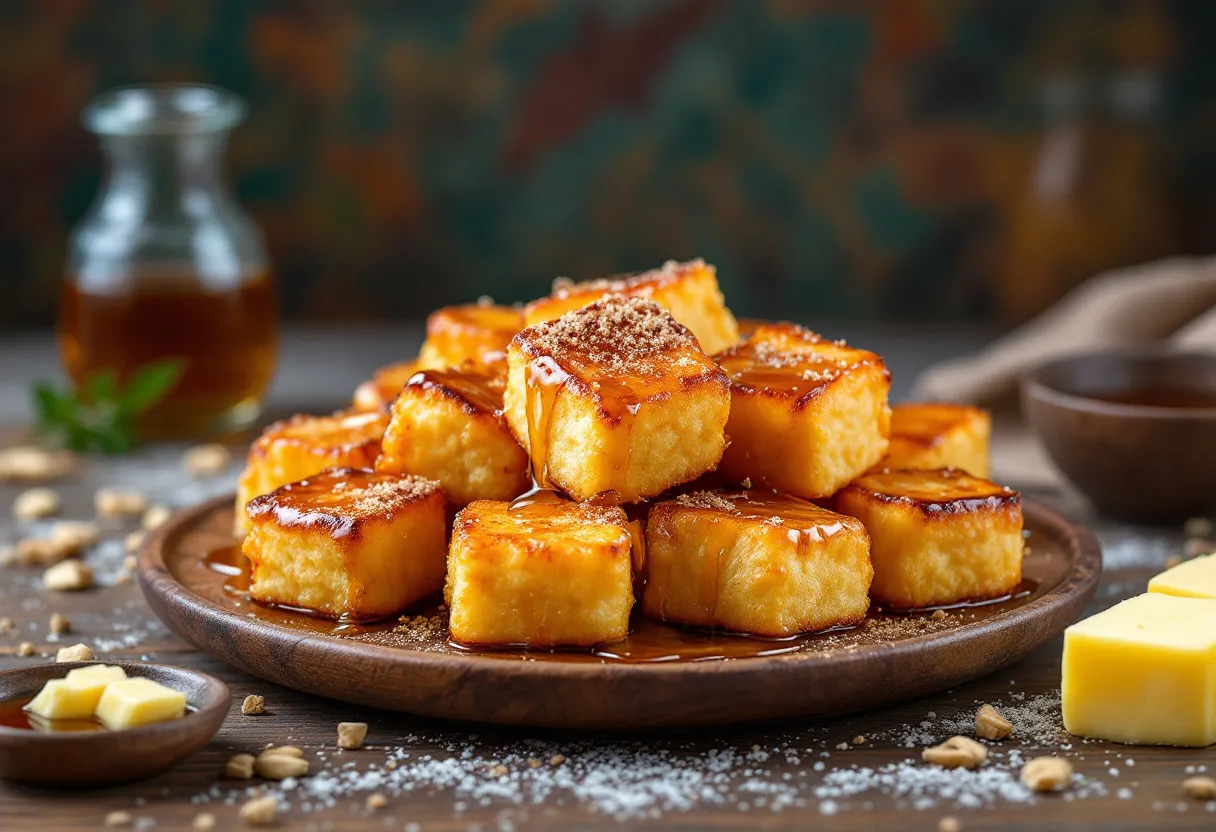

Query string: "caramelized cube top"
[[512, 296, 726, 420], [714, 323, 888, 408], [353, 360, 422, 412], [404, 364, 507, 416], [529, 259, 712, 316], [246, 467, 441, 539], [845, 468, 1018, 516], [455, 494, 631, 547], [659, 489, 865, 542], [251, 410, 389, 458], [422, 303, 523, 366], [890, 403, 988, 449]]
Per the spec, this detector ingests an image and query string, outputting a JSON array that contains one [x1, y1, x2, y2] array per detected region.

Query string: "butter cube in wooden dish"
[[446, 496, 635, 647], [235, 409, 389, 534], [95, 677, 187, 730], [715, 323, 891, 499], [1148, 554, 1216, 600], [352, 359, 422, 413], [524, 259, 739, 355], [25, 665, 128, 721], [882, 403, 991, 478], [836, 468, 1023, 609], [641, 490, 872, 637], [376, 364, 530, 506], [1063, 593, 1216, 746], [504, 296, 731, 503], [417, 302, 523, 370], [243, 468, 447, 621]]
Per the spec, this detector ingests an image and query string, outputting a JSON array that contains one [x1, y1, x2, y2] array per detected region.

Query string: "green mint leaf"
[[119, 359, 184, 414], [85, 368, 118, 405]]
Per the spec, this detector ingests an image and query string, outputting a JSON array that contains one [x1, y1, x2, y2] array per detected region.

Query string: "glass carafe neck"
[[100, 131, 231, 215]]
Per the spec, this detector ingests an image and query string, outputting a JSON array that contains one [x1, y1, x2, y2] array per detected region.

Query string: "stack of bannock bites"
[[236, 259, 1025, 646]]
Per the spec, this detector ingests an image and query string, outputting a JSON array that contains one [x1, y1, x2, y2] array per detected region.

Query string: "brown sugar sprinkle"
[[551, 258, 704, 298], [520, 296, 695, 370], [674, 491, 738, 513], [247, 470, 440, 529]]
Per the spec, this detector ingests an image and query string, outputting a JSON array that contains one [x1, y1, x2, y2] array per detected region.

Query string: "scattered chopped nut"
[[49, 612, 70, 635], [124, 532, 145, 555], [1185, 517, 1214, 539], [142, 504, 172, 530], [184, 444, 231, 476], [922, 736, 988, 770], [1165, 554, 1184, 568], [239, 794, 278, 826], [225, 753, 256, 779], [43, 559, 93, 591], [14, 488, 60, 520], [549, 754, 566, 766], [852, 735, 866, 745], [53, 521, 100, 550], [0, 446, 74, 482], [1184, 538, 1213, 558], [835, 742, 849, 750], [104, 809, 133, 827], [94, 488, 148, 518], [265, 745, 302, 758], [17, 641, 34, 656], [114, 572, 132, 586], [1020, 756, 1073, 792], [242, 694, 266, 715], [56, 643, 94, 662], [123, 554, 139, 572], [253, 748, 309, 780], [1183, 775, 1216, 799], [0, 618, 12, 635], [974, 703, 1013, 740], [337, 721, 368, 749], [192, 812, 216, 831], [938, 817, 962, 832], [930, 609, 948, 621], [365, 792, 388, 811], [8, 522, 100, 567], [526, 757, 542, 769], [488, 764, 509, 778]]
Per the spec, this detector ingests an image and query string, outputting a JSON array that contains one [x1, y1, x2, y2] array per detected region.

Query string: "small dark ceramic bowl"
[[0, 662, 228, 787], [1021, 349, 1216, 524]]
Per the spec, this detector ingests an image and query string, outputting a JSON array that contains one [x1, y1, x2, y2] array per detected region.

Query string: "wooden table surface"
[[1, 328, 1213, 831]]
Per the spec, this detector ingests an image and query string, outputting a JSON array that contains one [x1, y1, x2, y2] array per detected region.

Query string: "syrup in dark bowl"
[[1087, 387, 1216, 409], [0, 696, 105, 733]]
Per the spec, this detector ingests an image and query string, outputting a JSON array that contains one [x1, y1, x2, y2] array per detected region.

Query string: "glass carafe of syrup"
[[61, 84, 277, 439]]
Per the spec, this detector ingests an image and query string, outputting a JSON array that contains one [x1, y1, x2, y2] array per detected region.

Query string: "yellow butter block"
[[95, 677, 187, 730], [24, 665, 128, 720], [1149, 554, 1216, 600], [1062, 593, 1216, 747]]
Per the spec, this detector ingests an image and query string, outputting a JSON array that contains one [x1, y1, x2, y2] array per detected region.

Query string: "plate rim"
[[139, 494, 1101, 726]]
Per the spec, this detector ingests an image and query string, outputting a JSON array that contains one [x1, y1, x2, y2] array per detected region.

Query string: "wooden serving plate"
[[139, 495, 1100, 729]]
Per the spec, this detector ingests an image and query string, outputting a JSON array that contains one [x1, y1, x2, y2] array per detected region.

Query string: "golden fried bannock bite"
[[504, 297, 731, 503], [836, 468, 1023, 609], [417, 302, 522, 370], [352, 359, 421, 413], [524, 259, 739, 355], [446, 496, 634, 647], [642, 490, 872, 637], [882, 403, 991, 478], [716, 323, 891, 499], [375, 365, 529, 506], [235, 410, 389, 534], [243, 468, 446, 621]]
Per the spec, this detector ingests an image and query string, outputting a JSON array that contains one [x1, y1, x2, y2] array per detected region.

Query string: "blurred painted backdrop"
[[3, 0, 1215, 328]]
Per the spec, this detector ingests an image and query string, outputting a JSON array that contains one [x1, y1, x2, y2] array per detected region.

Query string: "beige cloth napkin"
[[910, 256, 1216, 489]]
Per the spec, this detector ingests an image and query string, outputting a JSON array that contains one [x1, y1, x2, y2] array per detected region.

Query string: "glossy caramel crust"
[[245, 467, 441, 541], [510, 297, 729, 426], [405, 365, 506, 416], [249, 410, 388, 460], [530, 259, 713, 312], [840, 468, 1020, 519], [420, 304, 523, 367], [889, 403, 989, 449], [352, 360, 422, 412], [651, 489, 866, 541], [714, 322, 890, 411]]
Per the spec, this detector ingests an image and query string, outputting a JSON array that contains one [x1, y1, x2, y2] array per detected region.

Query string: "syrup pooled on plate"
[[0, 696, 106, 733]]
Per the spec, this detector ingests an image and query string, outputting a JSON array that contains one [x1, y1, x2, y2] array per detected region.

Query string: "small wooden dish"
[[139, 495, 1100, 729], [0, 662, 228, 787], [1022, 349, 1216, 523]]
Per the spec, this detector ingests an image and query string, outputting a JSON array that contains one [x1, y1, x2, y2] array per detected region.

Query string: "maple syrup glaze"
[[59, 273, 277, 438], [846, 469, 1019, 517], [422, 304, 523, 367], [0, 696, 105, 733], [408, 366, 506, 415], [354, 360, 423, 412], [889, 403, 983, 449], [715, 324, 886, 403], [202, 543, 1038, 662]]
